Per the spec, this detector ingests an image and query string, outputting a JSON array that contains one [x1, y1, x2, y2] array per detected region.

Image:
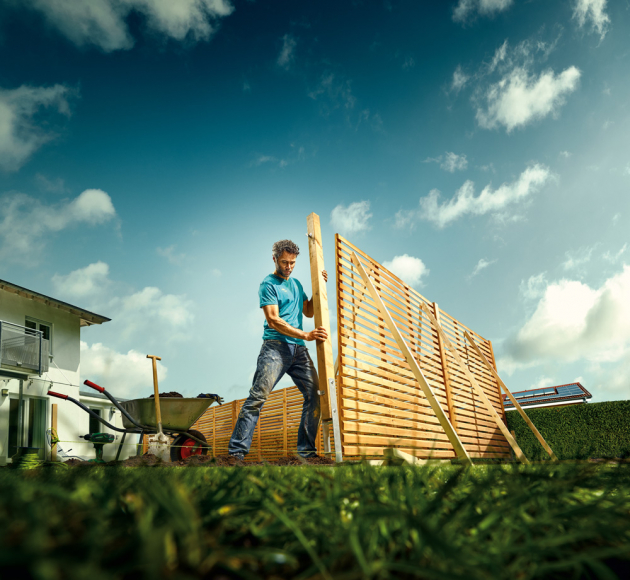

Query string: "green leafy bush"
[[1, 463, 629, 579], [506, 401, 630, 461]]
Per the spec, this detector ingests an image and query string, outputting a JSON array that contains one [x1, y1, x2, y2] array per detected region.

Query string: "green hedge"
[[506, 400, 630, 461]]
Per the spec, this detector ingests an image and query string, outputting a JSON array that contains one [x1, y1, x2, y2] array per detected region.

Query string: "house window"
[[89, 409, 102, 434], [8, 395, 47, 460], [25, 317, 52, 356]]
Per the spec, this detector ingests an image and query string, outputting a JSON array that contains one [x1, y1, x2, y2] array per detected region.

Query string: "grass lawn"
[[1, 462, 629, 579]]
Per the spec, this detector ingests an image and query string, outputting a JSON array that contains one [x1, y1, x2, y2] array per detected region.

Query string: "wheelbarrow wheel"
[[170, 429, 209, 462]]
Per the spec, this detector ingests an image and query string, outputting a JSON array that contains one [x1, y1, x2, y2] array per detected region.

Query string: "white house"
[[0, 279, 135, 465]]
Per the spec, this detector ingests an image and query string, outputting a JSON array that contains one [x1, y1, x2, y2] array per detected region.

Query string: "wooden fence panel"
[[191, 385, 336, 461], [335, 235, 510, 460]]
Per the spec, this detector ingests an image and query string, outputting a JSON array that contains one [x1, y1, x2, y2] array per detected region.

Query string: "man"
[[228, 239, 328, 460]]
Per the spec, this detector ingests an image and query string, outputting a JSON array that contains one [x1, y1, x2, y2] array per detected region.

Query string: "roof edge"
[[0, 279, 111, 326]]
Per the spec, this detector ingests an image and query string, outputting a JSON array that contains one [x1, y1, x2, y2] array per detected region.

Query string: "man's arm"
[[262, 304, 327, 342], [303, 269, 328, 318]]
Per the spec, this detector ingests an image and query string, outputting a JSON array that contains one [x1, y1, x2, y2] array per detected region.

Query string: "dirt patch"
[[148, 392, 183, 398], [62, 453, 336, 468], [178, 454, 335, 467]]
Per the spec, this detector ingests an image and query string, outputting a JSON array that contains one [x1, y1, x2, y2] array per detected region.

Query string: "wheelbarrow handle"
[[83, 379, 147, 430], [84, 379, 104, 393], [48, 391, 129, 433]]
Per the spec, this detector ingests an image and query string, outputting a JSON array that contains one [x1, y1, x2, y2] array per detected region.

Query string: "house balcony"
[[0, 320, 49, 376]]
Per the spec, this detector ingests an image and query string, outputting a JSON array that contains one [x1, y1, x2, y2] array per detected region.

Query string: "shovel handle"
[[147, 355, 163, 431]]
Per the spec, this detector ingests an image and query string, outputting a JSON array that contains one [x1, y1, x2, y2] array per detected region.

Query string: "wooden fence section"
[[192, 386, 336, 461], [335, 235, 510, 460]]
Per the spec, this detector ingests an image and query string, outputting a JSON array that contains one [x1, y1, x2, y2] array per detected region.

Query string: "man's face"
[[274, 251, 297, 279]]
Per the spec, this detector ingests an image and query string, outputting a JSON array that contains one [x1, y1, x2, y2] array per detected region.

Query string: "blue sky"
[[0, 0, 628, 402]]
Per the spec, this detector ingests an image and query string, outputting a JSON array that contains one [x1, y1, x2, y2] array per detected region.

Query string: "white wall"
[[0, 290, 134, 464]]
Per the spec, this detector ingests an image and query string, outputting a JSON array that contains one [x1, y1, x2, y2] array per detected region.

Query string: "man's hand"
[[306, 326, 328, 342]]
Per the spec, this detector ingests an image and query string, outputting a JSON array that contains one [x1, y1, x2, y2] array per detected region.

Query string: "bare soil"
[[63, 453, 336, 468], [148, 392, 183, 398]]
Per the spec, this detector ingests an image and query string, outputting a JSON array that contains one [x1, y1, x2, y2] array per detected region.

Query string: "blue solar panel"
[[504, 383, 588, 408], [557, 385, 582, 396]]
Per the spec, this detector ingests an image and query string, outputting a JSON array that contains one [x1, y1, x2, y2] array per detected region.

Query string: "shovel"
[[147, 354, 171, 461]]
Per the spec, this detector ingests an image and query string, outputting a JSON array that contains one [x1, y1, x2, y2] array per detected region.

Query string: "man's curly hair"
[[272, 239, 300, 260]]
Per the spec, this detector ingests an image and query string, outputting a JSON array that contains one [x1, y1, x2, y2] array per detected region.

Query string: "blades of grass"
[[265, 500, 333, 580]]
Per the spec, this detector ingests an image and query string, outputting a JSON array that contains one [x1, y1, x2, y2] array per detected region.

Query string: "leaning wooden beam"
[[350, 252, 473, 467], [420, 303, 530, 464], [433, 302, 458, 431], [307, 212, 333, 421], [464, 331, 558, 462], [308, 213, 343, 462]]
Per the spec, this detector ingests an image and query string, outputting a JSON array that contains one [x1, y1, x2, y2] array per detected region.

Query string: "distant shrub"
[[506, 400, 630, 461]]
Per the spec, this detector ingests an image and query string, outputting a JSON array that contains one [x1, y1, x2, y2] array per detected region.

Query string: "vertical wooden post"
[[51, 403, 58, 462], [307, 213, 334, 421], [433, 302, 457, 431], [212, 408, 216, 458], [308, 213, 343, 463], [282, 388, 288, 456], [488, 339, 507, 424], [231, 400, 237, 431]]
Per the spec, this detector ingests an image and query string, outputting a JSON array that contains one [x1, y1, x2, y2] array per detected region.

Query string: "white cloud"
[[25, 0, 234, 52], [441, 152, 468, 172], [0, 189, 116, 262], [562, 246, 595, 272], [424, 152, 468, 172], [80, 341, 167, 398], [308, 72, 356, 111], [476, 66, 581, 132], [559, 151, 572, 159], [451, 65, 469, 92], [117, 287, 194, 332], [52, 261, 111, 298], [331, 200, 372, 236], [469, 258, 496, 278], [603, 244, 627, 264], [501, 265, 630, 373], [383, 254, 429, 288], [573, 0, 610, 40], [453, 0, 513, 24], [529, 376, 554, 391], [157, 245, 186, 265], [277, 34, 296, 70], [397, 164, 551, 229], [520, 272, 548, 301], [0, 84, 74, 172]]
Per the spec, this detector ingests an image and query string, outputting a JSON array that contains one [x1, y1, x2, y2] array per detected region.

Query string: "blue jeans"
[[228, 340, 321, 457]]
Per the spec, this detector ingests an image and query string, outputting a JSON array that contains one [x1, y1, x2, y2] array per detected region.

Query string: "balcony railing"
[[0, 320, 49, 375]]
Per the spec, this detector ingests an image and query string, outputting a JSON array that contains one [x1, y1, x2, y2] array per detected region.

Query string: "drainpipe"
[[17, 379, 24, 448]]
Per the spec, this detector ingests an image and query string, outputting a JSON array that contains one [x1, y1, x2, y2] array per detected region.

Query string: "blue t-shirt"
[[259, 274, 308, 345]]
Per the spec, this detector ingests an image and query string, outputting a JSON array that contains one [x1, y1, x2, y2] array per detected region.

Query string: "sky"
[[0, 0, 629, 403]]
